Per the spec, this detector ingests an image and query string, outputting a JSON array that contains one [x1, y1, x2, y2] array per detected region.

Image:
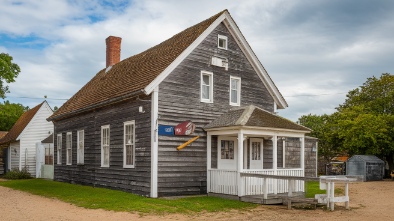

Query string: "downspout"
[[150, 86, 159, 198]]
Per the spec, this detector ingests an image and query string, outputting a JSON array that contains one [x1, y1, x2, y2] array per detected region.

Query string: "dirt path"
[[1, 180, 394, 221]]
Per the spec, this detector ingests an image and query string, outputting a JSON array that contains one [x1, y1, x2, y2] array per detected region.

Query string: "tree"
[[298, 114, 341, 168], [299, 73, 394, 172], [336, 73, 394, 171], [0, 53, 21, 98], [0, 101, 28, 131]]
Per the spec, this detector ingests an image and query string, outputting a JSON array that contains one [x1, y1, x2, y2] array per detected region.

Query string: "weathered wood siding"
[[304, 138, 318, 177], [157, 22, 276, 196], [54, 98, 152, 196]]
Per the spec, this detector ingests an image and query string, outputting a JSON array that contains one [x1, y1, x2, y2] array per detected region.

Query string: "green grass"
[[305, 181, 344, 198], [305, 181, 326, 198], [0, 179, 255, 215]]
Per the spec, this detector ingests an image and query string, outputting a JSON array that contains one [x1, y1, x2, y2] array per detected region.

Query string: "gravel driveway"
[[1, 179, 394, 221]]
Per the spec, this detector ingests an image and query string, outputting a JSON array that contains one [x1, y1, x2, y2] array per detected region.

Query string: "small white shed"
[[0, 101, 53, 177]]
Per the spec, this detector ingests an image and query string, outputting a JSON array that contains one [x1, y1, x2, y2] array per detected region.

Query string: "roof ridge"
[[49, 9, 227, 121], [0, 101, 45, 145], [235, 105, 256, 125]]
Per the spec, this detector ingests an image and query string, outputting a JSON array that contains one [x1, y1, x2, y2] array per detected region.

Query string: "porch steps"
[[241, 195, 283, 204]]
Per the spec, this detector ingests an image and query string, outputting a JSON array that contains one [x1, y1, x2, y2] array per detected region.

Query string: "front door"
[[217, 136, 238, 170], [249, 138, 263, 169]]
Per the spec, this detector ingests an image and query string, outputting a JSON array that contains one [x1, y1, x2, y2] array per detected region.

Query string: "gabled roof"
[[48, 10, 287, 121], [0, 131, 7, 139], [204, 105, 310, 132], [348, 155, 384, 163], [0, 102, 45, 145], [41, 133, 53, 144]]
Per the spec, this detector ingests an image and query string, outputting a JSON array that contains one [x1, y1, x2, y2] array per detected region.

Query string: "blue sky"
[[1, 0, 393, 121]]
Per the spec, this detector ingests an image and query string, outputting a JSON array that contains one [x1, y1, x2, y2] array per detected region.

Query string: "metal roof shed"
[[346, 155, 385, 181]]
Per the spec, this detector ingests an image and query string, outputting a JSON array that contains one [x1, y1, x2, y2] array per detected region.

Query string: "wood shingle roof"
[[48, 10, 227, 121], [204, 105, 311, 132]]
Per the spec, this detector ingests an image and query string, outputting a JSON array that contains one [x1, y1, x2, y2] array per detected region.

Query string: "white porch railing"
[[208, 169, 304, 196]]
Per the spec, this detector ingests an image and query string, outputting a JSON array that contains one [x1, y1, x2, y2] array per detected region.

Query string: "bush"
[[3, 167, 32, 179]]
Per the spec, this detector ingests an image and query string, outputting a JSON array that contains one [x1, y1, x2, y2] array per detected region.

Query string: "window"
[[57, 134, 62, 165], [218, 35, 228, 50], [201, 71, 213, 103], [77, 130, 84, 165], [101, 125, 110, 167], [251, 141, 261, 160], [124, 121, 135, 168], [230, 76, 241, 106], [221, 140, 234, 159], [66, 132, 72, 165], [45, 145, 53, 165]]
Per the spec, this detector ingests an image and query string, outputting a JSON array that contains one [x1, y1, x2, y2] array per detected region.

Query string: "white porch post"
[[300, 136, 305, 176], [237, 130, 244, 197], [273, 135, 278, 194], [150, 86, 159, 198], [207, 132, 212, 193]]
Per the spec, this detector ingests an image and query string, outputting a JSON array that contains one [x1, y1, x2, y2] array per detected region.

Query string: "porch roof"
[[204, 105, 311, 132]]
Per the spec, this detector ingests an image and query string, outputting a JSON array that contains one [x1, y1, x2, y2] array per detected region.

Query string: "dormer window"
[[218, 35, 228, 50]]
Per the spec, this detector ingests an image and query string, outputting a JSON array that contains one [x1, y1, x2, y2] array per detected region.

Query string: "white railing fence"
[[208, 169, 304, 196]]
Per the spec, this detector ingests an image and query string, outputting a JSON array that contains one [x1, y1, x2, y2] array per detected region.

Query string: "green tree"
[[0, 53, 21, 98], [336, 73, 394, 171], [0, 101, 28, 131], [298, 114, 341, 168]]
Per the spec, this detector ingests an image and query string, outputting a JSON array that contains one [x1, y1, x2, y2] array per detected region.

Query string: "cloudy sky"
[[1, 0, 393, 121]]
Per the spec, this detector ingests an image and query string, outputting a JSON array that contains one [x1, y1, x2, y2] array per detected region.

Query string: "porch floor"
[[209, 192, 305, 205]]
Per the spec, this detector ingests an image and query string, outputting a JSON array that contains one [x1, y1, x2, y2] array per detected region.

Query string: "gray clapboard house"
[[47, 10, 317, 198]]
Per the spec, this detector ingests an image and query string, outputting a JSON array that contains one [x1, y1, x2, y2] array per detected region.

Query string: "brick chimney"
[[106, 36, 122, 67]]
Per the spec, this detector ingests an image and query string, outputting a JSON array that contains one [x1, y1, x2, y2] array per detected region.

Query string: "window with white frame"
[[124, 121, 135, 168], [251, 141, 261, 160], [77, 130, 84, 165], [218, 35, 228, 50], [221, 140, 234, 159], [101, 125, 110, 167], [57, 134, 62, 165], [201, 71, 213, 103], [230, 76, 241, 106], [45, 145, 53, 165], [66, 132, 72, 165]]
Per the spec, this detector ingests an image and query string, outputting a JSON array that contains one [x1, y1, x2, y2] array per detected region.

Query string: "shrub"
[[3, 167, 32, 179]]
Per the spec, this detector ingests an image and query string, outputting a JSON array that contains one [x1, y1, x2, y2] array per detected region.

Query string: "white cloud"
[[1, 0, 394, 120]]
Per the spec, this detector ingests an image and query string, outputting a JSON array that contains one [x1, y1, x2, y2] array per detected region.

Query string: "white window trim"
[[77, 130, 84, 165], [218, 34, 228, 50], [201, 71, 213, 103], [123, 121, 136, 168], [66, 132, 72, 165], [57, 134, 62, 165], [101, 125, 110, 167], [230, 76, 241, 106]]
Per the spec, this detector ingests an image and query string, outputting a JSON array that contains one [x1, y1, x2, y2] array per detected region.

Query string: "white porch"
[[204, 106, 312, 200], [206, 129, 307, 198]]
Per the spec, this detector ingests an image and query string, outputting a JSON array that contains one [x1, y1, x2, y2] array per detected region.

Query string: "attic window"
[[218, 35, 227, 50]]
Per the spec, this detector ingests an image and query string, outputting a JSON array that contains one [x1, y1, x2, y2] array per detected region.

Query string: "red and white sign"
[[175, 121, 195, 135]]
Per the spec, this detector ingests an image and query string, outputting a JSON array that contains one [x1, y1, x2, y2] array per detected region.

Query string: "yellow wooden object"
[[177, 136, 200, 151]]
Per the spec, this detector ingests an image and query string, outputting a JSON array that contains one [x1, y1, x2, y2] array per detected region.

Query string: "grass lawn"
[[305, 181, 326, 198], [0, 179, 256, 215]]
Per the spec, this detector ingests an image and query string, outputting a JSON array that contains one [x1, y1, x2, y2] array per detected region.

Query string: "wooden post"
[[345, 182, 349, 209], [263, 178, 268, 199], [207, 133, 212, 193], [237, 131, 244, 197], [273, 135, 278, 194], [288, 179, 294, 197], [300, 137, 305, 177], [330, 182, 335, 211]]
